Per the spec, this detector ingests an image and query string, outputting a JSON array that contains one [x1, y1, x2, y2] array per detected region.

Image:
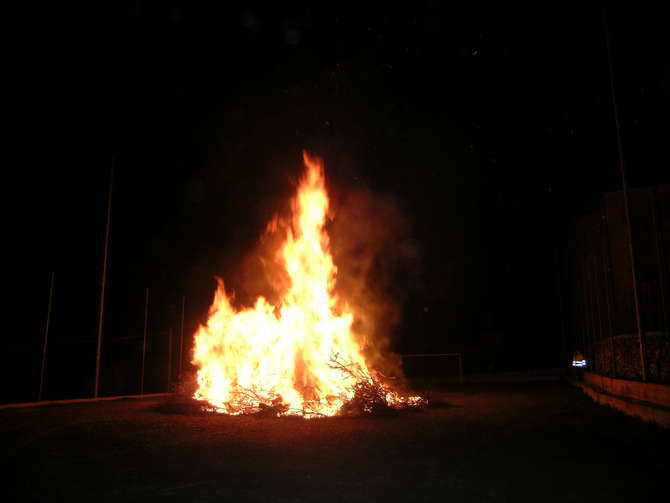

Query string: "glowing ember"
[[192, 152, 423, 417]]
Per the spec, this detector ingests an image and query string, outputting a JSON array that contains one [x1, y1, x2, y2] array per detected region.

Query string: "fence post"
[[600, 209, 617, 378], [584, 258, 597, 371], [178, 295, 185, 380], [141, 288, 149, 394], [38, 272, 55, 401], [590, 245, 604, 374], [167, 329, 173, 392], [94, 162, 114, 398]]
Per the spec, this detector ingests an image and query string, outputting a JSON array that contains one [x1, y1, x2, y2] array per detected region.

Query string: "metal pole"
[[577, 250, 592, 365], [600, 209, 617, 377], [584, 256, 596, 370], [584, 251, 595, 371], [651, 188, 669, 342], [577, 241, 590, 362], [141, 288, 149, 394], [579, 244, 595, 370], [590, 244, 604, 373], [577, 284, 585, 359], [38, 272, 55, 401], [555, 245, 567, 367], [167, 329, 173, 392], [604, 11, 647, 381], [94, 162, 114, 397], [575, 273, 584, 361], [178, 295, 185, 380]]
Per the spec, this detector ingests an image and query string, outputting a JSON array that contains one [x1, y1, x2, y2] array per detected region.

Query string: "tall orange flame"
[[192, 152, 414, 416]]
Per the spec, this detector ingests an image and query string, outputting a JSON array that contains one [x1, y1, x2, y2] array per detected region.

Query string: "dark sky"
[[15, 3, 668, 394]]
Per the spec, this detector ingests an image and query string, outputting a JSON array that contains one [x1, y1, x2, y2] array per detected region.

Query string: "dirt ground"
[[3, 381, 668, 502]]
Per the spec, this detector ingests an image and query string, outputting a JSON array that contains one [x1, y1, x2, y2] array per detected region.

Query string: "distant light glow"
[[572, 359, 587, 368]]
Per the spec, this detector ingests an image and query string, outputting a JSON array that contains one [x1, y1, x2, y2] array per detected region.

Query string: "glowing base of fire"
[[194, 393, 426, 419], [193, 356, 426, 418]]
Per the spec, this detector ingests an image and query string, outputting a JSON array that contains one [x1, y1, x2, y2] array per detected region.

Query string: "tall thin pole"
[[178, 295, 185, 380], [604, 11, 647, 380], [94, 162, 114, 397], [167, 328, 173, 392], [600, 209, 617, 377], [582, 251, 596, 369], [575, 272, 585, 360], [38, 272, 55, 401], [651, 188, 669, 343], [141, 288, 149, 394], [590, 246, 604, 373], [555, 245, 567, 365]]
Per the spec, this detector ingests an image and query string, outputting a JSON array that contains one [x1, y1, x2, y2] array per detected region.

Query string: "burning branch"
[[329, 354, 427, 416]]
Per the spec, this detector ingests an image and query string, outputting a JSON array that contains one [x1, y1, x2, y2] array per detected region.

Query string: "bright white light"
[[572, 360, 587, 368]]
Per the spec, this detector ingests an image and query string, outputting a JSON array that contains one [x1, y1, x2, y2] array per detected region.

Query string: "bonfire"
[[191, 152, 425, 417]]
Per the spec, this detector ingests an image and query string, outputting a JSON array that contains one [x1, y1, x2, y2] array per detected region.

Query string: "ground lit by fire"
[[191, 152, 424, 417]]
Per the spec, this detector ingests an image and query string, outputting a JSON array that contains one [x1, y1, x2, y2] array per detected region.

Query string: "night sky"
[[13, 4, 668, 399]]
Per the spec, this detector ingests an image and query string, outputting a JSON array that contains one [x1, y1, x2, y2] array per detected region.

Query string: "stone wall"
[[591, 332, 670, 383]]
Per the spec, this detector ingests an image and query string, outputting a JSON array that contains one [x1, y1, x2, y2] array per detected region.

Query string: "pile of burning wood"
[[196, 355, 427, 418]]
